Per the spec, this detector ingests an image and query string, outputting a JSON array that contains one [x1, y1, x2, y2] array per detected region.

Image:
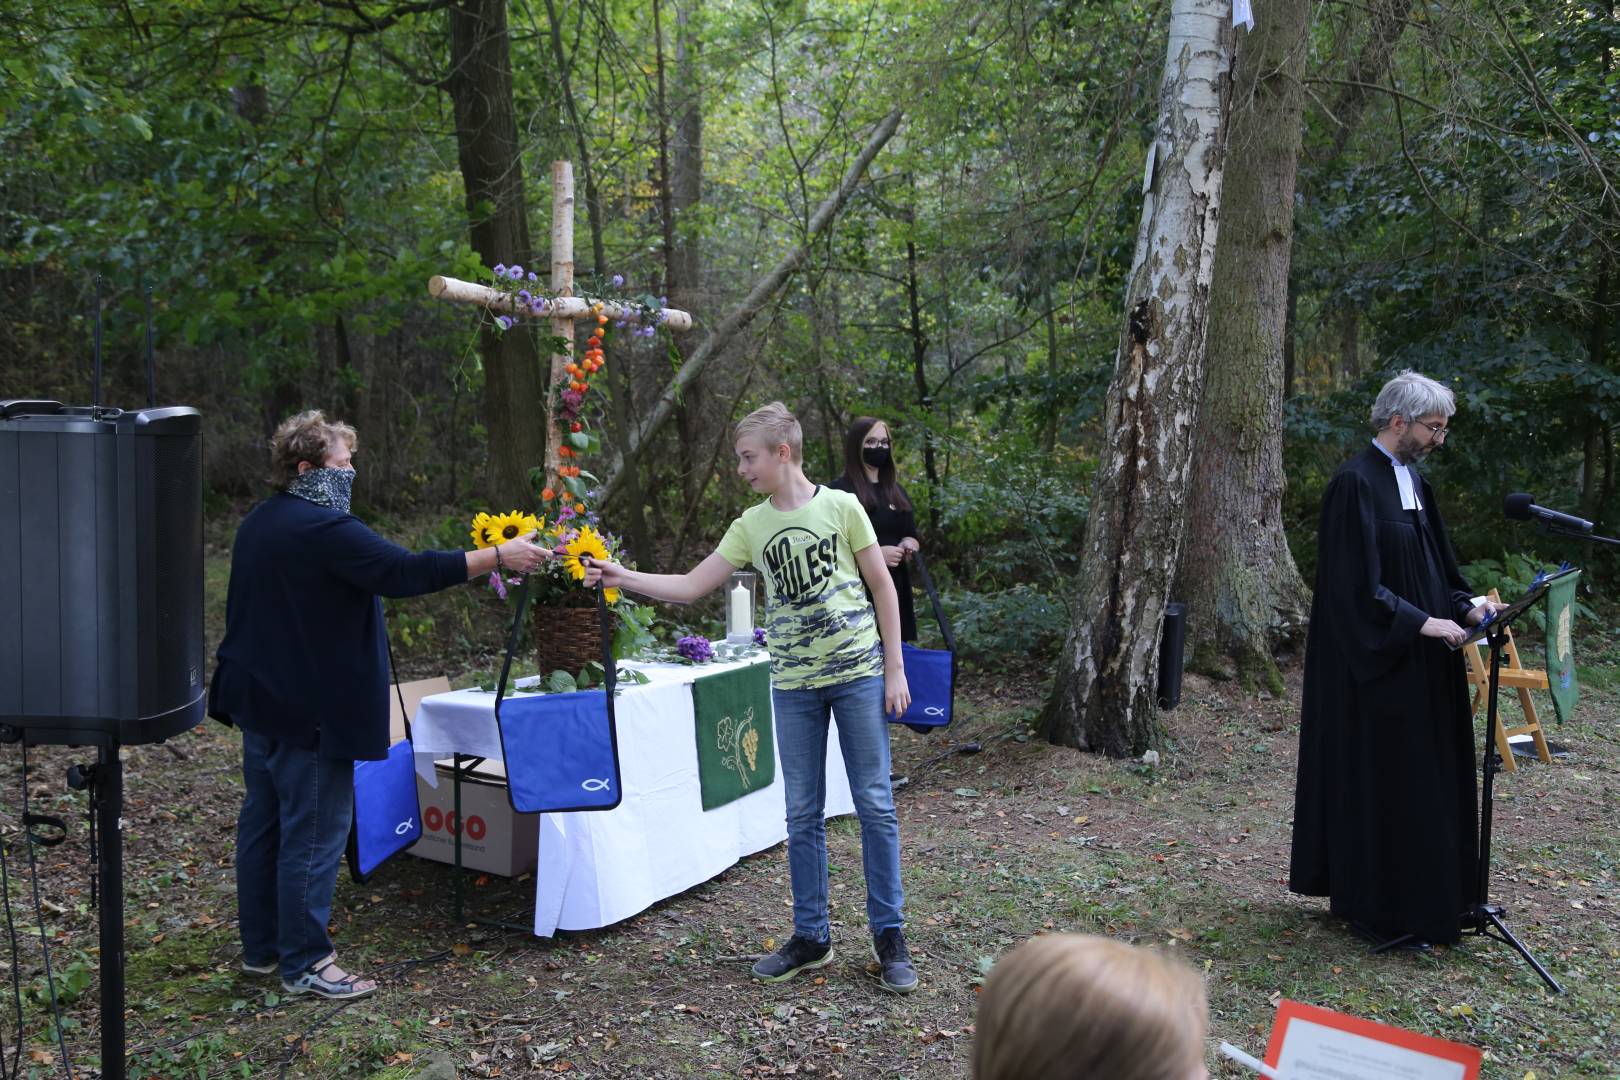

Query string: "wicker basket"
[[532, 603, 606, 676]]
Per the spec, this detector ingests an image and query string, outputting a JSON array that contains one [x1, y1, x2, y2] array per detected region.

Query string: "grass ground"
[[2, 531, 1617, 1078]]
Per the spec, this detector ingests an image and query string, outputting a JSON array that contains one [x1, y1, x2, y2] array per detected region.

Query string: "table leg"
[[453, 752, 465, 923]]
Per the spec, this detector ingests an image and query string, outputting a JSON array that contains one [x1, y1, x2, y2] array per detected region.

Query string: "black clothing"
[[828, 475, 918, 641], [1289, 446, 1480, 944], [209, 493, 467, 760]]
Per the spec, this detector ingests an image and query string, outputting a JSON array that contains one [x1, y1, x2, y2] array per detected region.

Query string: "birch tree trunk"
[[446, 0, 545, 509], [1040, 0, 1233, 757], [1175, 0, 1312, 693]]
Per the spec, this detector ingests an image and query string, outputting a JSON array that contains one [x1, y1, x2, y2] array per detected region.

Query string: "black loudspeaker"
[[0, 400, 205, 747], [1157, 601, 1188, 710]]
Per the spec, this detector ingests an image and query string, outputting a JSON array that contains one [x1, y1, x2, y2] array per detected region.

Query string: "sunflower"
[[489, 510, 541, 544], [561, 524, 611, 582], [469, 512, 501, 549]]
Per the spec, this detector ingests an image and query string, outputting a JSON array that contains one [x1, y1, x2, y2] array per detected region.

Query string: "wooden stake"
[[546, 160, 576, 497]]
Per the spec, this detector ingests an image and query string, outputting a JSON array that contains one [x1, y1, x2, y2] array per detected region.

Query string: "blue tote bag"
[[891, 549, 957, 732], [346, 644, 424, 882], [494, 584, 623, 814]]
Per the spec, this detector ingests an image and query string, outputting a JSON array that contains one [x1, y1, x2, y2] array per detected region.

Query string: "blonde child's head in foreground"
[[734, 401, 804, 495], [973, 934, 1209, 1080]]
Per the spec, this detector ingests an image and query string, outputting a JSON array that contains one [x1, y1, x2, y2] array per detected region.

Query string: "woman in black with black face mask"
[[829, 417, 920, 642]]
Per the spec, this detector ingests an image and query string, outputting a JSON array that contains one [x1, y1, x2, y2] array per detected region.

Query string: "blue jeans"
[[236, 732, 355, 979], [772, 674, 903, 942]]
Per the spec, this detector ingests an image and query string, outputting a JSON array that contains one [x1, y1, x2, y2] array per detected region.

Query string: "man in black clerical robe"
[[1290, 370, 1500, 949]]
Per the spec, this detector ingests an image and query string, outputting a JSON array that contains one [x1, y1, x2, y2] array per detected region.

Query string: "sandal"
[[241, 958, 277, 976], [282, 955, 377, 1000]]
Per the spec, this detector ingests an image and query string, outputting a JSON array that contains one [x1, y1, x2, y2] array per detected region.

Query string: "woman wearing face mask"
[[208, 411, 548, 1001], [829, 417, 920, 643]]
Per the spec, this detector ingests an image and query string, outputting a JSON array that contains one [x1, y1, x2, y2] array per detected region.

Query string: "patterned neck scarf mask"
[[286, 467, 355, 514]]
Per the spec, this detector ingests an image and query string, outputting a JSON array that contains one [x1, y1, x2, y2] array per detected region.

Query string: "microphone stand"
[[1463, 609, 1562, 993], [1538, 521, 1620, 547]]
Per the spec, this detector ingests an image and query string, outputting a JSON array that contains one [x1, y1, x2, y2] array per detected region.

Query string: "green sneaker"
[[751, 935, 834, 983]]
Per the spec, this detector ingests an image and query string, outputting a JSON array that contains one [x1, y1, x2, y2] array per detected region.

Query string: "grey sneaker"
[[873, 928, 917, 994], [751, 935, 834, 983]]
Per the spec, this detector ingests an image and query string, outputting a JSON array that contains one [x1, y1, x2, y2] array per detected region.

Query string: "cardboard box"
[[408, 758, 539, 878], [390, 677, 452, 745]]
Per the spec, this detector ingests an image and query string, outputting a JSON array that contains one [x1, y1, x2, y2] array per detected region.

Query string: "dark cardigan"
[[208, 492, 466, 760]]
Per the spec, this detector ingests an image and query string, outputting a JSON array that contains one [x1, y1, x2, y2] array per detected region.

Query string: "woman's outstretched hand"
[[498, 531, 550, 574]]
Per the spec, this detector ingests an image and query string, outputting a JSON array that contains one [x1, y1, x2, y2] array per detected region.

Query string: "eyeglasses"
[[862, 439, 891, 448], [1411, 418, 1450, 442]]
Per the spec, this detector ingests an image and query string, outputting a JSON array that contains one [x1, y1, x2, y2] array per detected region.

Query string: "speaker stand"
[[71, 747, 126, 1079]]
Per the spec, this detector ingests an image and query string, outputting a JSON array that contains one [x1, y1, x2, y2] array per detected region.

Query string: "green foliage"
[[940, 584, 1069, 663], [26, 956, 93, 1008], [613, 600, 659, 661], [1458, 553, 1598, 633]]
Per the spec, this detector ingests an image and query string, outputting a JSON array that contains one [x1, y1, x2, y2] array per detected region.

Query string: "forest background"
[[3, 0, 1618, 723]]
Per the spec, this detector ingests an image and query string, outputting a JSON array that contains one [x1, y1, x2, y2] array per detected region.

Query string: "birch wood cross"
[[427, 160, 693, 496]]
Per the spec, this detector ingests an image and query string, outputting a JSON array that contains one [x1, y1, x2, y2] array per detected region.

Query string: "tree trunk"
[[1176, 0, 1312, 695], [1282, 272, 1297, 398], [1319, 0, 1416, 165], [1337, 303, 1359, 382], [446, 0, 545, 509], [1040, 0, 1233, 758], [905, 215, 941, 534], [668, 0, 708, 529], [599, 108, 904, 504], [1584, 250, 1613, 521], [668, 0, 703, 306]]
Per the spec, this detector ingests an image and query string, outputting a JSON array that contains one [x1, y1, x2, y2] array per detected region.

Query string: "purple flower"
[[493, 263, 507, 276], [528, 271, 539, 283], [507, 265, 525, 280], [495, 315, 513, 331], [517, 289, 531, 304], [530, 299, 548, 316], [611, 274, 625, 287], [557, 505, 577, 521], [489, 571, 509, 599], [585, 512, 600, 525], [659, 295, 668, 306], [753, 626, 767, 647], [561, 389, 584, 409], [677, 634, 715, 664]]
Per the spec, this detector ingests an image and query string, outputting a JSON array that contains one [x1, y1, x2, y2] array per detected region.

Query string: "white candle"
[[729, 582, 752, 637]]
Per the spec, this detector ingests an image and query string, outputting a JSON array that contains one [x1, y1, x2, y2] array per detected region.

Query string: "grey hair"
[[1370, 370, 1456, 431]]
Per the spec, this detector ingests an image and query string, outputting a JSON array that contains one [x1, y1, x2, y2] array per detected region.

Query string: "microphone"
[[1504, 493, 1593, 533]]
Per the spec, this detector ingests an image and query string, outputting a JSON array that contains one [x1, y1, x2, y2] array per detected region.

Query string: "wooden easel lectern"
[[1460, 588, 1553, 772]]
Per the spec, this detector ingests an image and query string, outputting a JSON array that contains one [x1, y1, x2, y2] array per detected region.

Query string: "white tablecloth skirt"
[[411, 657, 854, 936]]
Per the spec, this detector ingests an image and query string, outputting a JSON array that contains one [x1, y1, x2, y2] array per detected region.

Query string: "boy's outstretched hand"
[[885, 667, 911, 720], [581, 556, 623, 590]]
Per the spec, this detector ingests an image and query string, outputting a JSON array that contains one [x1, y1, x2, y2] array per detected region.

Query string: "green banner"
[[693, 662, 775, 811], [1545, 570, 1581, 724]]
